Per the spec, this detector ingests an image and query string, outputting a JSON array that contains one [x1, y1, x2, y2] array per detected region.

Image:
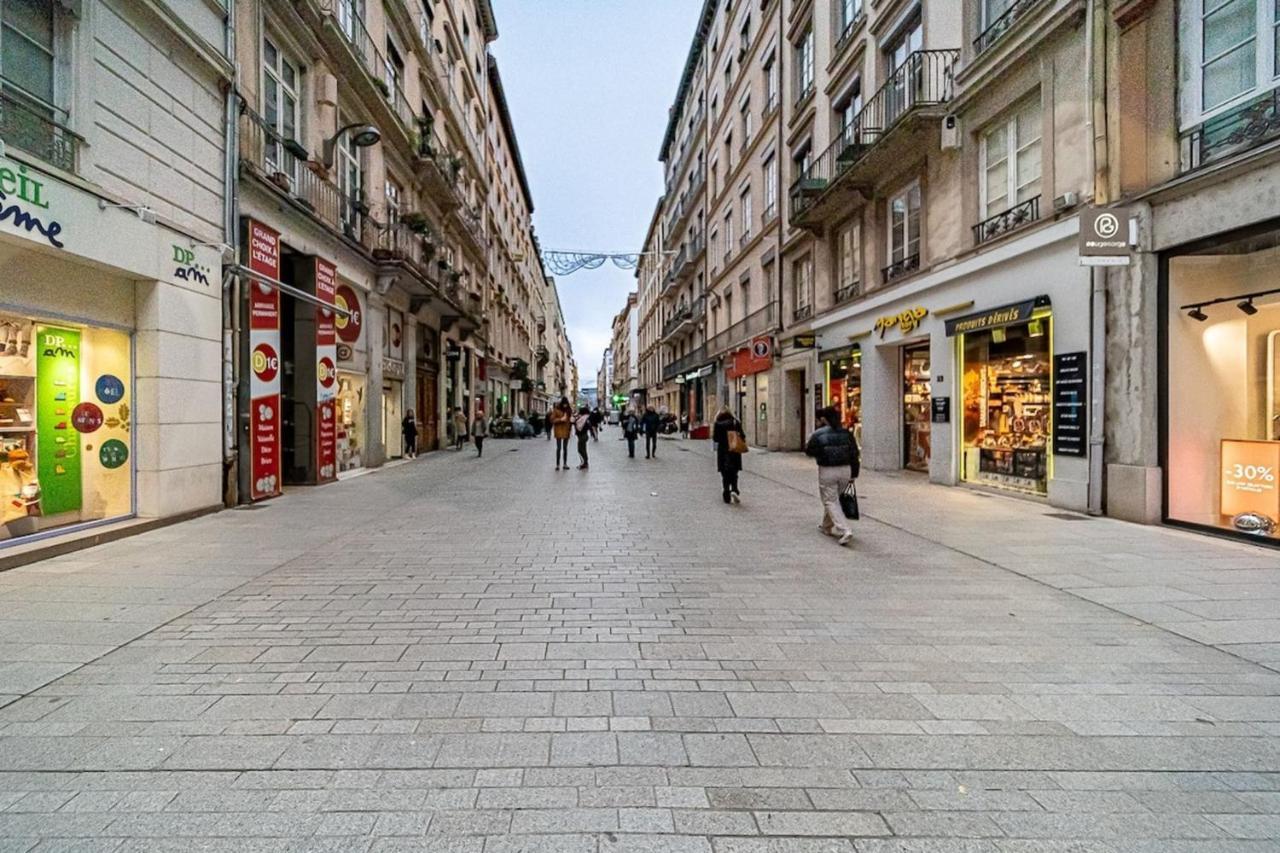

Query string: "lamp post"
[[321, 123, 382, 170]]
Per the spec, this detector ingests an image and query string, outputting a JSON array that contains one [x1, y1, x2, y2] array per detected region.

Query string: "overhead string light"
[[540, 249, 674, 276]]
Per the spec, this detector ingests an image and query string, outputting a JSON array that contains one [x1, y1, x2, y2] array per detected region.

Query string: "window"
[[740, 187, 753, 238], [740, 15, 751, 53], [337, 0, 365, 41], [724, 291, 734, 327], [791, 256, 813, 319], [794, 26, 814, 101], [418, 0, 432, 46], [1, 0, 56, 108], [764, 50, 779, 109], [792, 143, 812, 183], [724, 132, 733, 170], [835, 219, 861, 299], [740, 278, 751, 318], [710, 229, 720, 267], [838, 0, 863, 40], [1180, 0, 1280, 123], [385, 178, 402, 230], [724, 209, 734, 256], [981, 0, 1013, 29], [263, 38, 300, 178], [739, 96, 752, 145], [763, 155, 778, 218], [337, 111, 364, 234], [888, 183, 922, 271], [724, 61, 732, 92], [980, 97, 1042, 218], [385, 37, 405, 98]]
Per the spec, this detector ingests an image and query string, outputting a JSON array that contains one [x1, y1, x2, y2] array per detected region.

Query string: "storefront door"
[[903, 342, 931, 472], [382, 380, 403, 459], [335, 371, 365, 472], [416, 369, 438, 451], [754, 373, 769, 447]]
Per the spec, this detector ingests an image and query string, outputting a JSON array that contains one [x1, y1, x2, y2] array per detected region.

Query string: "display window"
[[959, 317, 1052, 495], [822, 348, 862, 444], [1166, 228, 1280, 541], [903, 343, 931, 472], [0, 312, 133, 543], [335, 371, 365, 472]]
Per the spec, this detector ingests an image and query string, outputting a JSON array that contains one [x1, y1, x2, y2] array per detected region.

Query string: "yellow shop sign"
[[873, 306, 928, 338]]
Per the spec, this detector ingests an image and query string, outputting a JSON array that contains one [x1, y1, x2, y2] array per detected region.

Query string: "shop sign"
[[334, 283, 364, 344], [791, 334, 817, 349], [1052, 351, 1088, 457], [874, 306, 928, 338], [931, 397, 950, 424], [244, 218, 281, 501], [445, 343, 462, 361], [387, 309, 404, 360], [944, 298, 1048, 337], [382, 357, 406, 380], [36, 326, 82, 514], [1220, 440, 1280, 523], [1079, 206, 1133, 266], [315, 258, 338, 484], [0, 159, 63, 248], [726, 336, 774, 379], [169, 244, 212, 287], [820, 344, 860, 363]]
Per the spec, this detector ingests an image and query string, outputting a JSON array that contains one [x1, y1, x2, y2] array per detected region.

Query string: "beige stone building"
[[634, 200, 669, 412], [609, 292, 639, 407]]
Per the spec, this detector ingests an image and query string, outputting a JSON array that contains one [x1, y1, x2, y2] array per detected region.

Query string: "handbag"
[[838, 478, 860, 520], [727, 430, 748, 455]]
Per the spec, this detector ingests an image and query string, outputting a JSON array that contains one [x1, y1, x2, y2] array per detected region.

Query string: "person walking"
[[622, 408, 640, 459], [451, 407, 467, 451], [550, 397, 573, 470], [804, 406, 860, 547], [574, 405, 593, 469], [401, 409, 418, 459], [471, 410, 489, 457], [589, 407, 603, 441], [712, 405, 746, 504], [641, 406, 660, 459]]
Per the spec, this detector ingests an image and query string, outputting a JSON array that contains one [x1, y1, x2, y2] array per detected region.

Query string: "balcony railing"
[[833, 280, 862, 305], [662, 301, 704, 340], [974, 0, 1048, 56], [326, 1, 416, 133], [834, 12, 866, 57], [1180, 88, 1280, 174], [792, 303, 814, 324], [762, 203, 778, 224], [882, 253, 920, 283], [374, 220, 447, 288], [663, 344, 708, 381], [706, 302, 778, 355], [0, 86, 80, 173], [240, 106, 369, 245], [789, 50, 958, 221], [972, 195, 1040, 246]]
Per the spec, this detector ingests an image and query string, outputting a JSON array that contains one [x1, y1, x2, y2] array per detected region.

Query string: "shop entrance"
[[416, 369, 438, 451], [903, 342, 931, 472], [785, 368, 807, 451], [335, 371, 365, 472], [822, 347, 862, 446], [383, 380, 403, 459]]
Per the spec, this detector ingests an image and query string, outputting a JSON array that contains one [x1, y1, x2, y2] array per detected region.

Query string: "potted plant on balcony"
[[374, 78, 391, 98], [448, 155, 463, 182], [402, 211, 431, 235]]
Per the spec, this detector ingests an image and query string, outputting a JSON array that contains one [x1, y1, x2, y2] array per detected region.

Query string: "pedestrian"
[[641, 405, 660, 459], [530, 411, 543, 437], [401, 409, 418, 459], [804, 405, 860, 547], [574, 405, 593, 469], [622, 408, 640, 458], [679, 412, 689, 438], [712, 405, 746, 504], [471, 410, 489, 457], [550, 397, 573, 470], [452, 407, 467, 451], [589, 407, 603, 441]]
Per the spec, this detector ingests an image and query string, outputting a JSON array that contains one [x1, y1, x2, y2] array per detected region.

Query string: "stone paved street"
[[0, 433, 1279, 851]]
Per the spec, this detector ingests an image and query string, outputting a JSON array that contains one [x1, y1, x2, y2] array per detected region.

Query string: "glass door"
[[903, 342, 931, 472]]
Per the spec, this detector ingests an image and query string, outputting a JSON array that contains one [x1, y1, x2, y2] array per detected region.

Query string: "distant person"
[[712, 405, 746, 504], [805, 406, 859, 547], [550, 397, 573, 470], [452, 407, 467, 451], [401, 409, 418, 459], [470, 411, 488, 457], [529, 411, 543, 437], [589, 406, 603, 441], [574, 405, 593, 469], [622, 408, 640, 459], [641, 405, 660, 459], [679, 412, 689, 438]]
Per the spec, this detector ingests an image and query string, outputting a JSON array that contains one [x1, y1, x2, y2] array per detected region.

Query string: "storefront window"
[[335, 371, 365, 472], [822, 348, 862, 444], [959, 318, 1052, 495], [1167, 230, 1280, 540], [903, 343, 931, 472], [1, 313, 132, 543]]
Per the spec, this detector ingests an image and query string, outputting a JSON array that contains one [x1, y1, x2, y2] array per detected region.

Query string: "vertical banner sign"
[[1052, 352, 1088, 457], [36, 326, 82, 515], [315, 259, 338, 483], [247, 219, 282, 500]]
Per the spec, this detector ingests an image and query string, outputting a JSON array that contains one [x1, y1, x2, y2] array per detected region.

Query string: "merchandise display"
[[903, 344, 931, 472]]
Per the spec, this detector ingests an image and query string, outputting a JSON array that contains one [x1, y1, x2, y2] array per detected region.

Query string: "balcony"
[[972, 195, 1040, 246], [451, 204, 485, 257], [1180, 88, 1280, 174], [662, 344, 708, 382], [882, 253, 920, 284], [705, 302, 778, 356], [791, 303, 814, 325], [317, 1, 417, 140], [973, 0, 1049, 56], [662, 247, 686, 293], [662, 301, 704, 341], [789, 50, 958, 228], [0, 86, 81, 173], [239, 106, 370, 247], [833, 280, 862, 305], [833, 12, 866, 60], [414, 118, 463, 212]]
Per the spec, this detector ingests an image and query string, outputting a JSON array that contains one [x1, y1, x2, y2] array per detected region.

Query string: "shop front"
[[820, 345, 862, 444], [1163, 222, 1280, 544], [333, 281, 368, 475], [725, 336, 774, 447]]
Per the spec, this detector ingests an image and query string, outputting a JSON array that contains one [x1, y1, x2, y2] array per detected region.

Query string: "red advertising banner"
[[726, 336, 774, 379], [316, 258, 338, 483], [335, 283, 363, 344], [244, 218, 282, 501]]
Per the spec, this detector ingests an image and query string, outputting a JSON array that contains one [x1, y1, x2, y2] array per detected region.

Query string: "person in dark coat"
[[804, 405, 860, 546], [622, 408, 641, 458], [401, 409, 418, 458], [712, 405, 746, 504], [641, 406, 661, 459]]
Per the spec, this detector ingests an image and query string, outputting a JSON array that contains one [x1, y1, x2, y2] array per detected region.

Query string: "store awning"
[[228, 263, 354, 319], [684, 364, 713, 381], [819, 343, 860, 362], [944, 295, 1050, 337]]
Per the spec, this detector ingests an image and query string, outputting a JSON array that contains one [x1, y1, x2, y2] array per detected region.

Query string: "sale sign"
[[316, 258, 338, 483], [1221, 439, 1280, 521], [335, 283, 363, 344], [244, 218, 282, 500]]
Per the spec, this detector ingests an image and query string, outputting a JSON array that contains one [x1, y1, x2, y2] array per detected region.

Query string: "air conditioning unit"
[[1054, 191, 1079, 212], [940, 115, 960, 149]]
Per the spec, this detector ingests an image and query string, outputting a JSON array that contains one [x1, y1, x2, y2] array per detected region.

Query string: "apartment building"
[[540, 274, 574, 405], [634, 200, 667, 411], [1, 0, 230, 550], [609, 292, 639, 406]]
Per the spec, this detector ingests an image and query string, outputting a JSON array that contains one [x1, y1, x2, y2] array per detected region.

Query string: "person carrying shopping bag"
[[804, 406, 860, 546]]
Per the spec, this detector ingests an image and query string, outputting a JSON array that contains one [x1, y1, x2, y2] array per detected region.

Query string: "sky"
[[489, 0, 700, 386]]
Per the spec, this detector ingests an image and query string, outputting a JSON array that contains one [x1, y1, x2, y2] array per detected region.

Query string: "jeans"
[[645, 434, 657, 457], [555, 437, 570, 467], [817, 466, 852, 538], [474, 436, 484, 457], [721, 469, 739, 497], [577, 433, 589, 466], [626, 434, 636, 457], [403, 436, 416, 458]]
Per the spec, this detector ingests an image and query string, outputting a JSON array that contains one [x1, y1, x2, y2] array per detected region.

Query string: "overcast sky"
[[489, 0, 698, 386]]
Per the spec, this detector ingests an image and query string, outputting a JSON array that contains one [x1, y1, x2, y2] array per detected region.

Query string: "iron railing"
[[1180, 88, 1280, 173], [792, 303, 814, 324], [662, 300, 705, 340], [706, 302, 778, 355], [663, 247, 686, 291], [0, 86, 80, 173], [374, 220, 443, 283], [762, 202, 778, 224], [834, 11, 866, 57], [763, 92, 780, 118], [239, 106, 369, 245], [882, 253, 920, 283], [974, 0, 1048, 55], [327, 1, 416, 133], [789, 50, 958, 220], [972, 195, 1040, 245], [663, 344, 708, 381], [834, 281, 862, 305]]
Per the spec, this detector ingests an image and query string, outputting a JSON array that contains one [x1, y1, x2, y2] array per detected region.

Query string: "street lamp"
[[322, 123, 382, 169]]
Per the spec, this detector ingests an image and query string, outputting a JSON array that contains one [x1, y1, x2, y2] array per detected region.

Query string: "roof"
[[487, 55, 535, 215], [659, 0, 717, 162], [478, 0, 498, 41]]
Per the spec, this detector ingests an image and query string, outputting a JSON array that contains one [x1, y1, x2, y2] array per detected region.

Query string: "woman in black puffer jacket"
[[804, 406, 860, 546]]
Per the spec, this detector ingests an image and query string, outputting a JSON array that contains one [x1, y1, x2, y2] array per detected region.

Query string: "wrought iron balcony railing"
[[662, 344, 708, 381], [705, 302, 778, 356], [882, 253, 920, 283], [1180, 88, 1280, 174], [792, 303, 814, 324], [327, 1, 416, 134], [789, 50, 958, 221], [833, 281, 862, 305], [834, 11, 866, 57], [974, 0, 1049, 55], [972, 195, 1040, 246], [0, 86, 80, 173]]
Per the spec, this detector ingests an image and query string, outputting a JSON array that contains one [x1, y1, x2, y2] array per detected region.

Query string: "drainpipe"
[[1084, 0, 1106, 515], [222, 0, 241, 506]]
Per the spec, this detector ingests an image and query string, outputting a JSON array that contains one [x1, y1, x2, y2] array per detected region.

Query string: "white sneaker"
[[838, 531, 854, 547], [730, 493, 740, 504]]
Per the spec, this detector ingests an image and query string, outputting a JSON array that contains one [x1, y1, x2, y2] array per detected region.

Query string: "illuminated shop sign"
[[944, 297, 1051, 337], [874, 306, 928, 338]]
